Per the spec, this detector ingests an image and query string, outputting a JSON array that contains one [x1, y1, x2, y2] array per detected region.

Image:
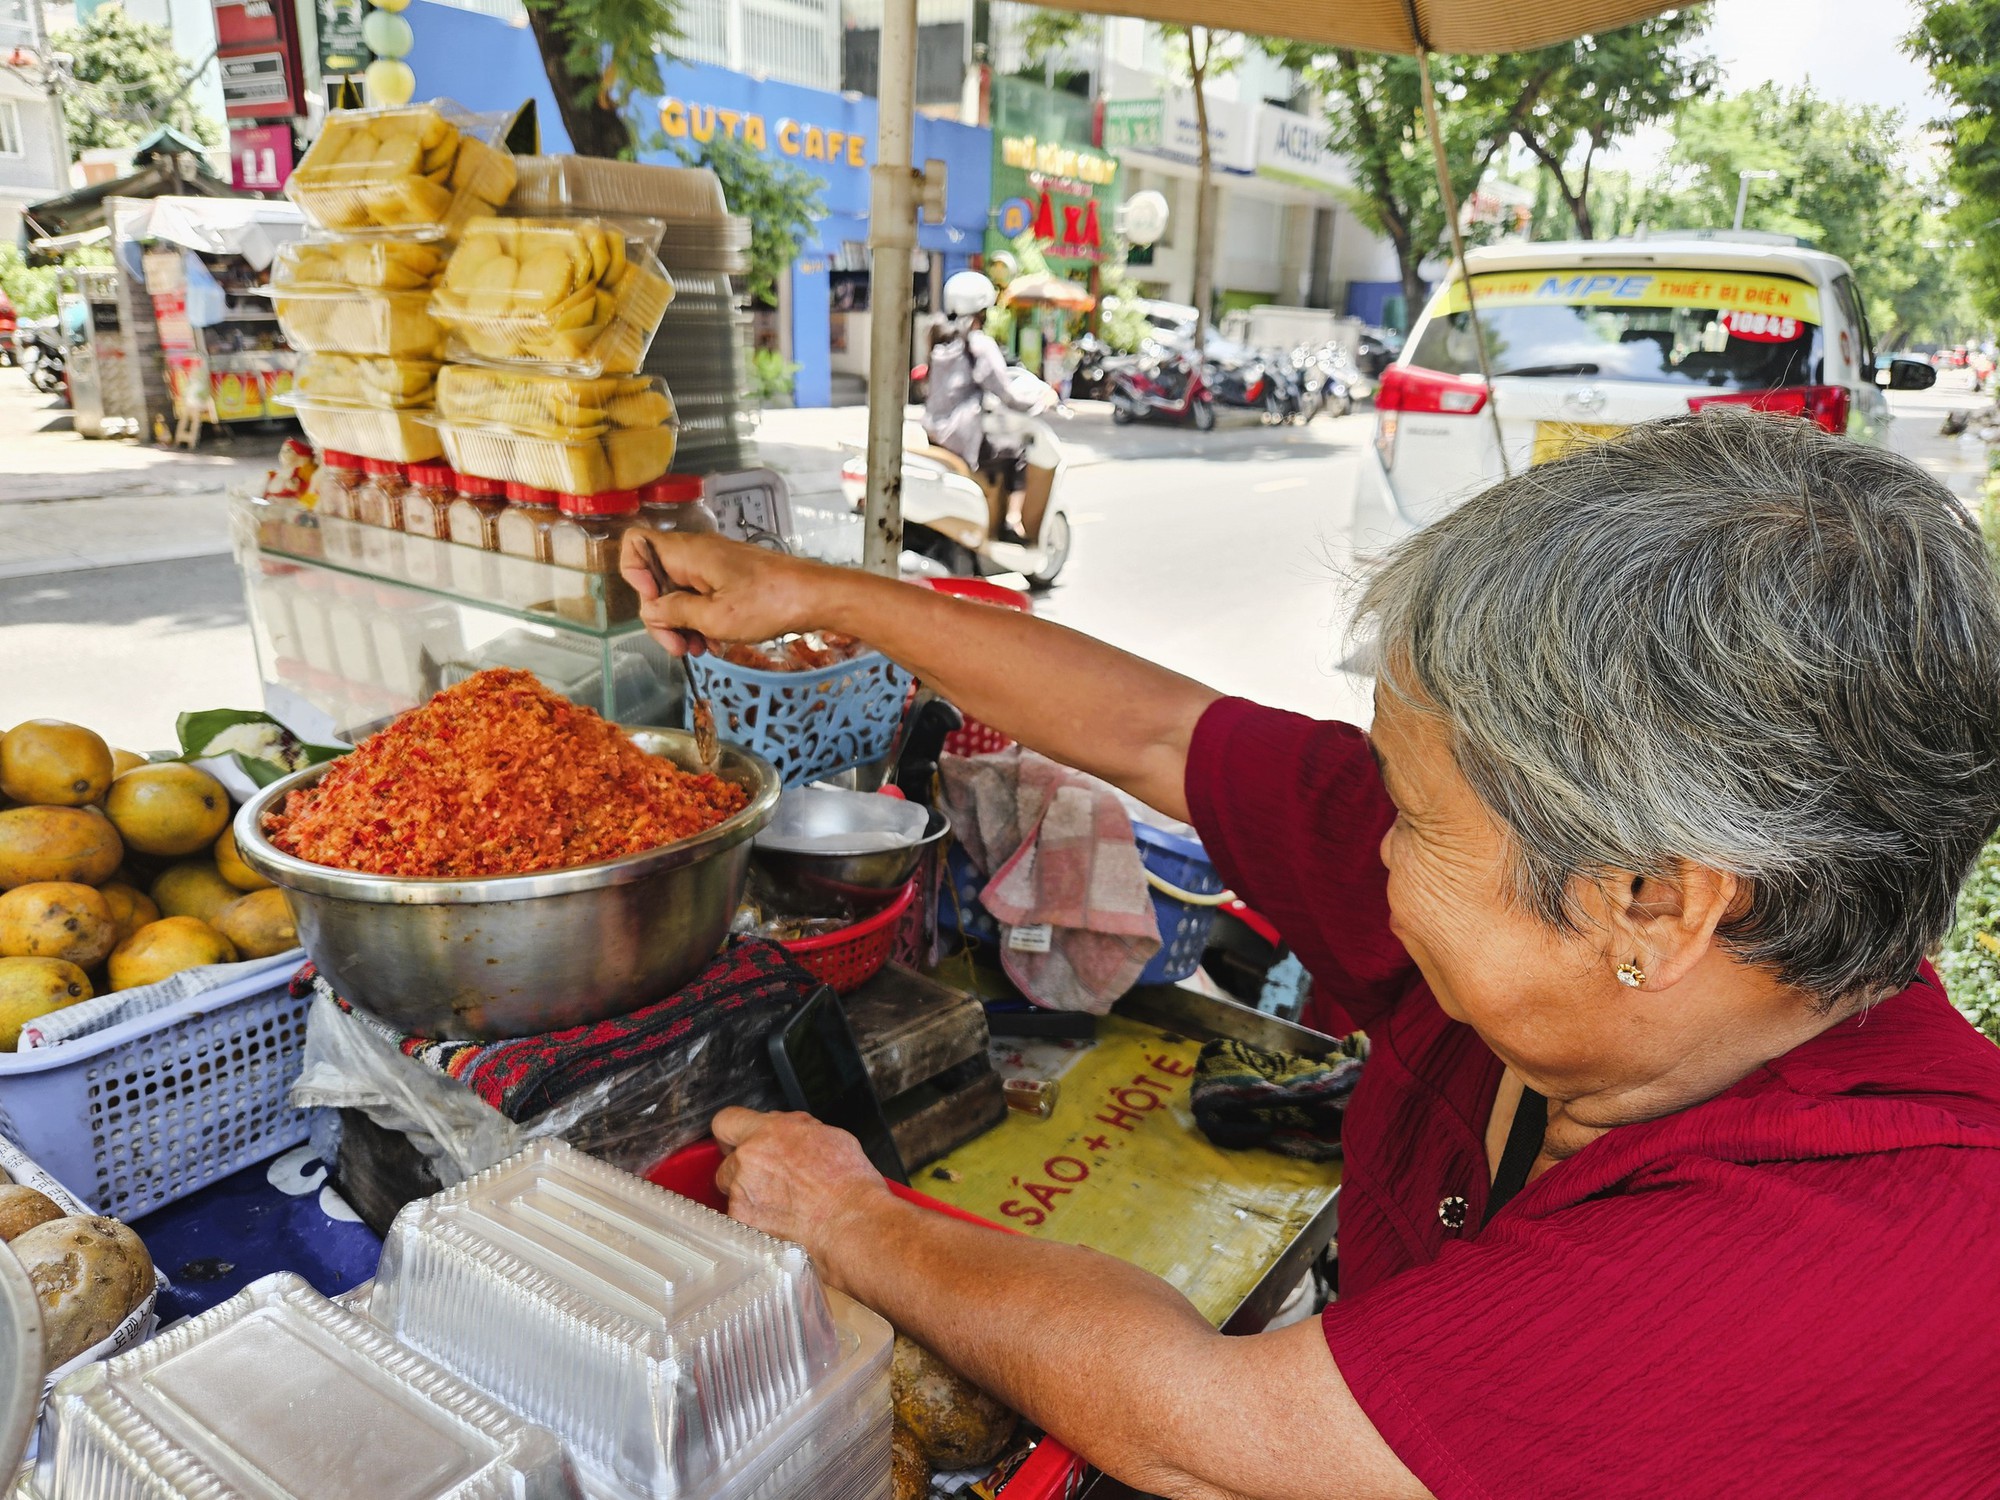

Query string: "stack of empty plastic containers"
[[24, 1142, 892, 1500], [507, 159, 754, 474]]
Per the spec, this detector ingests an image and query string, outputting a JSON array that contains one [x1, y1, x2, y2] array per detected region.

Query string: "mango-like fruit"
[[149, 861, 239, 925], [96, 882, 160, 946], [0, 956, 91, 1048], [0, 807, 122, 891], [0, 721, 115, 807], [103, 764, 231, 858], [0, 882, 116, 967], [213, 824, 273, 892], [211, 888, 298, 960], [107, 917, 237, 992]]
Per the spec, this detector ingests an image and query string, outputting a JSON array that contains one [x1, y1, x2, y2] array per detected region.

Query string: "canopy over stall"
[[859, 0, 1677, 565]]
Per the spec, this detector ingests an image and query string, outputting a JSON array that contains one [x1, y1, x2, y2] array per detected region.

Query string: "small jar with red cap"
[[637, 475, 718, 537], [314, 450, 364, 521], [401, 462, 457, 541], [352, 459, 408, 531], [447, 473, 509, 552], [550, 488, 641, 622], [496, 481, 562, 562]]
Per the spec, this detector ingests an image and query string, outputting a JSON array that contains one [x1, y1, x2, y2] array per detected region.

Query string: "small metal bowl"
[[751, 791, 950, 914], [234, 728, 779, 1040]]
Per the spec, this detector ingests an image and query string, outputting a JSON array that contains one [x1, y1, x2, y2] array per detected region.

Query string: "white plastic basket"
[[0, 957, 313, 1222]]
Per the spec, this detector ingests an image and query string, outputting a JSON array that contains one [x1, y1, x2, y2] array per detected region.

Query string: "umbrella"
[[859, 0, 1679, 568], [1001, 272, 1097, 313]]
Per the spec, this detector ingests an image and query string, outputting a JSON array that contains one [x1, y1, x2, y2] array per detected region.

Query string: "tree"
[[669, 130, 825, 306], [1492, 9, 1715, 238], [523, 0, 679, 159], [1636, 83, 1970, 346], [1909, 0, 2000, 322], [48, 4, 220, 154], [1161, 26, 1235, 352]]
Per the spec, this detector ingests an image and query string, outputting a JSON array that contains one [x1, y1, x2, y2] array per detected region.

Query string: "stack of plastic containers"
[[274, 101, 520, 478], [27, 1274, 576, 1500], [366, 1141, 893, 1500]]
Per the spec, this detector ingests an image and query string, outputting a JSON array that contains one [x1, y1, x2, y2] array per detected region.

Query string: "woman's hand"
[[618, 530, 833, 658], [712, 1106, 893, 1259]]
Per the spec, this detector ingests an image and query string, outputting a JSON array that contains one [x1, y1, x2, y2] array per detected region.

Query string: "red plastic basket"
[[645, 1141, 1089, 1499], [920, 578, 1033, 758], [778, 878, 918, 994]]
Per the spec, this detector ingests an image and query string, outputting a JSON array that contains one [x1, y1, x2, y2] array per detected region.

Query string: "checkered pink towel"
[[941, 746, 1162, 1013]]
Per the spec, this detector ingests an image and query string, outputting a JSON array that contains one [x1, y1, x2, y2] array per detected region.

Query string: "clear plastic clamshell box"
[[30, 1273, 577, 1500], [295, 353, 441, 409], [275, 286, 445, 360], [435, 366, 676, 437], [283, 394, 445, 464], [287, 101, 519, 240], [366, 1141, 893, 1500], [432, 417, 676, 495], [431, 218, 676, 376], [273, 238, 452, 294], [509, 157, 728, 224]]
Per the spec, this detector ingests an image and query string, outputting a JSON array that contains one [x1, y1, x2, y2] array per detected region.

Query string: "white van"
[[1351, 236, 1938, 547]]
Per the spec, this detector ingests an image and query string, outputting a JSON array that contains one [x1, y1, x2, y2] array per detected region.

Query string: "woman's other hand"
[[712, 1106, 892, 1257], [618, 531, 827, 658]]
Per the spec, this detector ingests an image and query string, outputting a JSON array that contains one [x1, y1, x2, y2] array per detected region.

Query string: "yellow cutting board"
[[917, 1015, 1340, 1325]]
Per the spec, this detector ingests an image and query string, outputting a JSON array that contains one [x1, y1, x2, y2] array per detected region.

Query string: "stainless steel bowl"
[[234, 728, 780, 1040], [752, 803, 950, 914]]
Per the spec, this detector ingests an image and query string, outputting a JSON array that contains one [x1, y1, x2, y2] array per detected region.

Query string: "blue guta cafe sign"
[[636, 63, 994, 408]]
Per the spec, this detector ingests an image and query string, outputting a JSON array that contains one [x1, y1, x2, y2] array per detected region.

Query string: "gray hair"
[[1358, 407, 2000, 1009]]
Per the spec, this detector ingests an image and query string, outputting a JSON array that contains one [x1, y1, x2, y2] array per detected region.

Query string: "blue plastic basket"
[[689, 648, 915, 788], [943, 822, 1227, 986]]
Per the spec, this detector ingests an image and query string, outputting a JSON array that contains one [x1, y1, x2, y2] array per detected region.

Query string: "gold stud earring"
[[1616, 962, 1646, 988]]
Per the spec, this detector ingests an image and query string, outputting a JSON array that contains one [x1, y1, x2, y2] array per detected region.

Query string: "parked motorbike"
[[15, 320, 68, 398], [842, 365, 1074, 589], [1291, 343, 1356, 420], [1067, 333, 1132, 402], [1109, 348, 1215, 430], [1207, 352, 1301, 424]]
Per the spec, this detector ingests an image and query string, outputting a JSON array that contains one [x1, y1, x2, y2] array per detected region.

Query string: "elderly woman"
[[622, 411, 2000, 1497]]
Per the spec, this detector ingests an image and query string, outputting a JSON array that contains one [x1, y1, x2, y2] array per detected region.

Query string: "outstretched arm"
[[619, 531, 1218, 819]]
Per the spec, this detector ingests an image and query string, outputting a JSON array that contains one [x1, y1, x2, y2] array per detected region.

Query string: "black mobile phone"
[[768, 986, 908, 1185]]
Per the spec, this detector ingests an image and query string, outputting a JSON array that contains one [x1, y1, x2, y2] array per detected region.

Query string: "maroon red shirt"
[[1186, 697, 2000, 1498]]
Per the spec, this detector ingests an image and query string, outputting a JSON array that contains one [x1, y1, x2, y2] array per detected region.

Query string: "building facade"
[[0, 0, 73, 239]]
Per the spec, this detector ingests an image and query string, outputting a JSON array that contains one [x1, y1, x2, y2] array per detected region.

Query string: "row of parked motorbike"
[[1075, 338, 1370, 430], [9, 320, 69, 397]]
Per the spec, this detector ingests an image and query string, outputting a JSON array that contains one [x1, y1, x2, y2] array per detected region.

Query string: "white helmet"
[[943, 270, 998, 318]]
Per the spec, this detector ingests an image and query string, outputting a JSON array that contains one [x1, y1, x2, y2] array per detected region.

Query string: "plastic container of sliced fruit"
[[431, 415, 676, 495], [287, 100, 519, 240], [275, 285, 445, 360], [431, 217, 676, 376], [272, 236, 452, 294], [284, 393, 445, 464], [294, 353, 440, 409], [434, 365, 675, 437]]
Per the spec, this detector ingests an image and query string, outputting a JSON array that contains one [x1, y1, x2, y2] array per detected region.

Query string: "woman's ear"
[[1593, 862, 1738, 991]]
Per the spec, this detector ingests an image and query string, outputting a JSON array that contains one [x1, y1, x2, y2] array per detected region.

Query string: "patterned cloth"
[[942, 746, 1161, 1014], [1188, 1036, 1364, 1161], [290, 938, 821, 1121]]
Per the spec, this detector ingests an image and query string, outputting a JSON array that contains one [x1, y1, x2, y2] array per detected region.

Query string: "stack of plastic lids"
[[506, 157, 752, 474], [366, 1141, 893, 1500], [275, 101, 520, 467], [424, 218, 682, 505], [27, 1274, 575, 1500]]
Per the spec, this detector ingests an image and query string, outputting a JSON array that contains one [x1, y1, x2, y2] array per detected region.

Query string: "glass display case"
[[233, 494, 686, 742]]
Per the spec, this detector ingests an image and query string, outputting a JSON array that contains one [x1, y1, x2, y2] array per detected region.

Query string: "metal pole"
[[1733, 172, 1752, 232], [862, 0, 919, 577], [1414, 48, 1509, 478]]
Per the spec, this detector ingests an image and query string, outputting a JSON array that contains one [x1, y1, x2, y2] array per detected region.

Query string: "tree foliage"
[[670, 130, 825, 306], [1490, 9, 1715, 238], [1161, 25, 1236, 351], [1631, 84, 1970, 346], [48, 4, 221, 154], [1910, 0, 2000, 323], [524, 0, 678, 158]]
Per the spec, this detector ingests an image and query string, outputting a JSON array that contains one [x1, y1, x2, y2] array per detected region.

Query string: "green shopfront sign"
[[988, 77, 1119, 273], [1102, 99, 1162, 152]]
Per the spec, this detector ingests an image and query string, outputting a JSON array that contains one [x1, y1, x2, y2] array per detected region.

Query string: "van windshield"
[[1409, 267, 1821, 389]]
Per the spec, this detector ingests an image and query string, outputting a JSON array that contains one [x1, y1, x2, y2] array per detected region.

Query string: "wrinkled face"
[[1370, 688, 1616, 1081]]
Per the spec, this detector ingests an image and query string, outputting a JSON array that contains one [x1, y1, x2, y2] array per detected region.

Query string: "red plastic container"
[[644, 1141, 1088, 1500], [919, 578, 1032, 758], [778, 878, 917, 994]]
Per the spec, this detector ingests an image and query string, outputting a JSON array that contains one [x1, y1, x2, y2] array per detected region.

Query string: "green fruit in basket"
[[107, 916, 236, 992], [103, 764, 231, 858], [0, 956, 91, 1049], [0, 806, 123, 891]]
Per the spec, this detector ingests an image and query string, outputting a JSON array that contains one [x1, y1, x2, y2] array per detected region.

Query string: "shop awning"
[[1010, 0, 1671, 53], [1002, 271, 1096, 313], [109, 196, 308, 271]]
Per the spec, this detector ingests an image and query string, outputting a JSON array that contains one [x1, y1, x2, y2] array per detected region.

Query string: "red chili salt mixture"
[[264, 668, 750, 877]]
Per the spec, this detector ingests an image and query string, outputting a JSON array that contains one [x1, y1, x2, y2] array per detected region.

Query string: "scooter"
[[1109, 348, 1214, 430], [15, 321, 67, 398], [840, 366, 1074, 589]]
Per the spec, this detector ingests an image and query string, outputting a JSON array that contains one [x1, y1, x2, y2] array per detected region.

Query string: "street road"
[[0, 373, 1985, 752]]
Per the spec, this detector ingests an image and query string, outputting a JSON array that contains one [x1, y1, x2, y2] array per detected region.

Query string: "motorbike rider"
[[923, 270, 1046, 545]]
